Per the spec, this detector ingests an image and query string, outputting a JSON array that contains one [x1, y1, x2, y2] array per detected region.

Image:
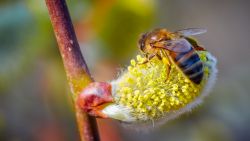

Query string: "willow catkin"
[[102, 51, 217, 125]]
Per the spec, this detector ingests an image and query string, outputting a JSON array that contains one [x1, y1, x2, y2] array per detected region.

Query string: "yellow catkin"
[[113, 52, 211, 121]]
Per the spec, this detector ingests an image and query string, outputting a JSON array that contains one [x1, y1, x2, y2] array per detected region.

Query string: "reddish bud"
[[77, 82, 113, 118]]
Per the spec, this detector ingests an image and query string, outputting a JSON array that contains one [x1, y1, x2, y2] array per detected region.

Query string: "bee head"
[[138, 29, 171, 54]]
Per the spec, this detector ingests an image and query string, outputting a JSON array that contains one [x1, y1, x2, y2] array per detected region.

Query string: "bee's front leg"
[[140, 54, 156, 64], [156, 53, 162, 60]]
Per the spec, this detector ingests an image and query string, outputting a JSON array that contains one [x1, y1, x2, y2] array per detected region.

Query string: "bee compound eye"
[[140, 43, 145, 50], [138, 39, 145, 51]]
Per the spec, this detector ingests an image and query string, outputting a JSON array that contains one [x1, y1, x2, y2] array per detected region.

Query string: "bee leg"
[[148, 54, 156, 66], [140, 54, 155, 64], [148, 54, 156, 61], [156, 54, 162, 60], [165, 55, 172, 81], [139, 54, 148, 64], [160, 50, 171, 82], [165, 65, 171, 82]]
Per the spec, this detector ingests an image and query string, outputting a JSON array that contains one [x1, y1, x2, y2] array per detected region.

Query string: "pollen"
[[112, 53, 211, 121]]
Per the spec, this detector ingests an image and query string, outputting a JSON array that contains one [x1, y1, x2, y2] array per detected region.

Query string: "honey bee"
[[138, 28, 207, 84]]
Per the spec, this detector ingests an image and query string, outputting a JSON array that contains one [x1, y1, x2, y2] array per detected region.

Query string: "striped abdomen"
[[171, 48, 204, 84]]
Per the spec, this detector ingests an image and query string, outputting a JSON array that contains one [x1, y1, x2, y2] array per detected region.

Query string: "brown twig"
[[45, 0, 99, 141]]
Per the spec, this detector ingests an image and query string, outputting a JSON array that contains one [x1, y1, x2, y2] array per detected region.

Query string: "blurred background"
[[0, 0, 250, 141]]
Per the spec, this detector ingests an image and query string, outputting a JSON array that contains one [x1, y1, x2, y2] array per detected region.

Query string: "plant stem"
[[45, 0, 99, 141]]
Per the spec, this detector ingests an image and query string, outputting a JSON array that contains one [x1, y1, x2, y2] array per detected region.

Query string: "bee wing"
[[175, 28, 207, 36], [160, 39, 192, 53]]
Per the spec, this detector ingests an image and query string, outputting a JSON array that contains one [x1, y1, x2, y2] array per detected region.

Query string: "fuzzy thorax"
[[102, 52, 216, 123]]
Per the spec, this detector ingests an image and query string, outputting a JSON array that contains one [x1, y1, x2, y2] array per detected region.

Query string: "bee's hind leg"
[[160, 50, 171, 82]]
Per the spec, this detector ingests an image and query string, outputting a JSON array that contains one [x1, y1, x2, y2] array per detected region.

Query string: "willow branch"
[[45, 0, 99, 141]]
